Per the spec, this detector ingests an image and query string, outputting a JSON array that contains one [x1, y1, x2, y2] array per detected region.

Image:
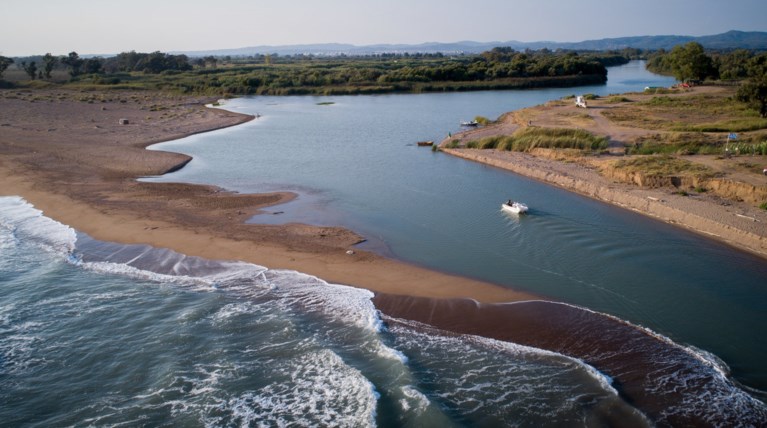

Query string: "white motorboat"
[[460, 120, 479, 127], [501, 200, 528, 214]]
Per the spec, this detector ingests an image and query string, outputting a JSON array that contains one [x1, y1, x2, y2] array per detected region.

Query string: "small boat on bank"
[[417, 141, 434, 147], [501, 200, 528, 214], [460, 120, 479, 127]]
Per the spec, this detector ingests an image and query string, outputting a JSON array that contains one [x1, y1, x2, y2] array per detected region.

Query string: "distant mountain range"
[[176, 30, 767, 57]]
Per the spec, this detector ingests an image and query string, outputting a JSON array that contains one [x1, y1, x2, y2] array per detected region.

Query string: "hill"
[[175, 31, 767, 57]]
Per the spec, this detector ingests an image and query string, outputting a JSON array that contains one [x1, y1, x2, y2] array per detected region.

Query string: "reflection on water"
[[145, 62, 767, 393]]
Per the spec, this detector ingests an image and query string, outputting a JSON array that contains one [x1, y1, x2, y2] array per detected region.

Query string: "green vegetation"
[[627, 132, 767, 156], [0, 56, 12, 80], [671, 118, 767, 133], [466, 127, 608, 152], [736, 53, 767, 118], [614, 155, 716, 178], [760, 202, 767, 210], [605, 92, 767, 132], [473, 116, 491, 125], [607, 96, 631, 103], [647, 46, 767, 118], [2, 48, 629, 96]]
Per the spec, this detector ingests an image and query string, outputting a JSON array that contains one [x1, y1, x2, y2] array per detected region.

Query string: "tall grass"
[[671, 118, 767, 133], [467, 128, 609, 152], [628, 133, 767, 155], [614, 155, 716, 177]]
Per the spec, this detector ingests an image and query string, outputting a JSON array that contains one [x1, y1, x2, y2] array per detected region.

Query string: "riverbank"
[[0, 88, 534, 303], [440, 86, 767, 259]]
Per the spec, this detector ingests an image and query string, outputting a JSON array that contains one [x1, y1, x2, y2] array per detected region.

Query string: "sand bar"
[[0, 89, 534, 303]]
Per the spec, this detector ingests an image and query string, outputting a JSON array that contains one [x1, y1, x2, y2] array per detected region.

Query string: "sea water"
[[1, 196, 657, 426], [4, 62, 767, 425], [144, 61, 767, 396]]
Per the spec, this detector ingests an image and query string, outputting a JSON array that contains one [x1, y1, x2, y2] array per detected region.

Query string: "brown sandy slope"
[[0, 89, 534, 303], [442, 86, 767, 258]]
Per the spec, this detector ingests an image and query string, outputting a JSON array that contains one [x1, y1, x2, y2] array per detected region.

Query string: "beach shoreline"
[[0, 88, 535, 303]]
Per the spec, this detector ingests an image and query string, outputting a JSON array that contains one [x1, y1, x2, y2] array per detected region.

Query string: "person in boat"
[[507, 199, 513, 206]]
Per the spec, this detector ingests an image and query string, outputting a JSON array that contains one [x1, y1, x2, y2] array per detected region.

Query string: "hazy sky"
[[2, 0, 766, 56]]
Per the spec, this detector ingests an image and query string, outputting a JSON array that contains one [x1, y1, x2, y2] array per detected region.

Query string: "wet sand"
[[0, 89, 534, 303], [3, 88, 766, 424], [373, 293, 767, 426]]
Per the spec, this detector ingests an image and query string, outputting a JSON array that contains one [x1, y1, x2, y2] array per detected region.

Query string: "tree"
[[84, 57, 103, 74], [668, 42, 715, 81], [61, 51, 84, 77], [0, 56, 13, 79], [42, 53, 57, 79], [716, 49, 751, 80], [737, 53, 767, 118], [21, 61, 37, 80]]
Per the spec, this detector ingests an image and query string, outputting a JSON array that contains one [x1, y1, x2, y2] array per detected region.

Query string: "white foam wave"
[[509, 300, 767, 424], [399, 385, 431, 415], [263, 269, 383, 333], [522, 299, 737, 379], [0, 196, 76, 258], [205, 349, 379, 427], [79, 260, 218, 291]]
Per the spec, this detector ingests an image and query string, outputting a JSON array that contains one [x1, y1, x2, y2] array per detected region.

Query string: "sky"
[[2, 0, 767, 57]]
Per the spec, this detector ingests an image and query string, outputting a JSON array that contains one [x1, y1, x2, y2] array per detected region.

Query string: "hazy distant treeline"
[[1, 48, 634, 95]]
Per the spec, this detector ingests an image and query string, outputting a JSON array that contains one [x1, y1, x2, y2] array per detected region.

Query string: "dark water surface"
[[3, 62, 767, 426], [147, 62, 767, 393]]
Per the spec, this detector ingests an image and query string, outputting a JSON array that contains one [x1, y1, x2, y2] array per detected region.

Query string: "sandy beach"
[[2, 86, 766, 427], [441, 86, 767, 259], [2, 87, 764, 300], [0, 89, 534, 303]]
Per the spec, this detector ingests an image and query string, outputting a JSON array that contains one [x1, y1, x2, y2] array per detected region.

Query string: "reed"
[[467, 128, 608, 152]]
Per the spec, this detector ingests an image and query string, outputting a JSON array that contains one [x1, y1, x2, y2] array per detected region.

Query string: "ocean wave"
[[385, 317, 649, 426], [0, 196, 76, 259], [197, 349, 379, 427]]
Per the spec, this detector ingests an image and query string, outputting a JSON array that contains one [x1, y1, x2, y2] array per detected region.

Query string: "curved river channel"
[[2, 61, 765, 426]]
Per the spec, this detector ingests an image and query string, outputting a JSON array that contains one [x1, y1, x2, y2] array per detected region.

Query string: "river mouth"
[[141, 63, 767, 394]]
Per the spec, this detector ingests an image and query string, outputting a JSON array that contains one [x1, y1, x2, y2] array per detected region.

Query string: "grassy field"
[[602, 89, 767, 155], [612, 155, 718, 178], [604, 92, 765, 132]]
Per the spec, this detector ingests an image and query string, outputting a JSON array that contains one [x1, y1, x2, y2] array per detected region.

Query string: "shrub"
[[607, 96, 631, 103], [474, 115, 491, 125], [472, 127, 608, 152]]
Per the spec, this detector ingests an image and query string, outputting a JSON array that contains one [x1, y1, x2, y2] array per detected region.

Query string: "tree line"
[[1, 48, 630, 95], [646, 43, 767, 117], [0, 51, 193, 81]]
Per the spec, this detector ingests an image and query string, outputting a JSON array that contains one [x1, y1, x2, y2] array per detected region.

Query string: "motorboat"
[[460, 120, 479, 127], [501, 200, 528, 214], [416, 141, 434, 146]]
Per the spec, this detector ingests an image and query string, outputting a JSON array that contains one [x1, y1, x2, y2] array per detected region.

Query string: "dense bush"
[[13, 48, 626, 96], [467, 128, 609, 152]]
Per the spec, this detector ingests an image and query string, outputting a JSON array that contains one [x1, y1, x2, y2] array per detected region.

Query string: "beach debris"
[[736, 213, 758, 222], [118, 118, 129, 125], [575, 96, 588, 108], [346, 250, 355, 255]]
